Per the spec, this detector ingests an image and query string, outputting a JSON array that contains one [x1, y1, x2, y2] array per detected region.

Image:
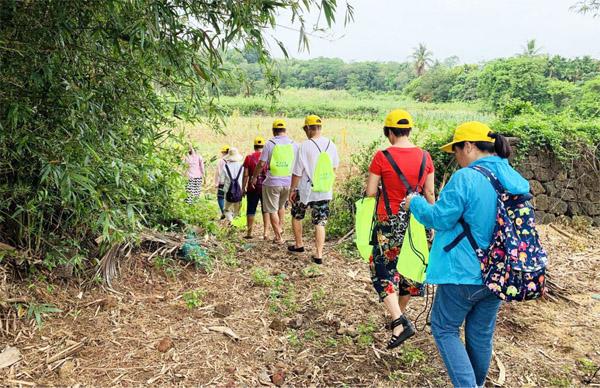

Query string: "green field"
[[183, 88, 493, 173]]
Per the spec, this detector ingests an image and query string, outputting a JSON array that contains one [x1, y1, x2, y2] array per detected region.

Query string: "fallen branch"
[[5, 380, 35, 387], [208, 326, 240, 341], [335, 228, 355, 245], [538, 349, 556, 362], [47, 339, 86, 364], [3, 297, 30, 304], [96, 243, 121, 288], [493, 352, 506, 386], [0, 242, 17, 252], [549, 223, 576, 240]]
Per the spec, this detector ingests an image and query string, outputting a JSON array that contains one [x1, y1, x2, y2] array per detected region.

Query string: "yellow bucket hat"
[[384, 109, 413, 129], [304, 115, 322, 127], [220, 145, 230, 154], [272, 119, 287, 130], [441, 121, 494, 153], [254, 136, 266, 146]]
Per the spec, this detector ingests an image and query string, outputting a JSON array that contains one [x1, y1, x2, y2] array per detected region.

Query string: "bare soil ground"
[[1, 224, 599, 387]]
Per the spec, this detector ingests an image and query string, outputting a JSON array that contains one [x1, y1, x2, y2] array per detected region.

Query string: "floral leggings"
[[369, 217, 424, 302]]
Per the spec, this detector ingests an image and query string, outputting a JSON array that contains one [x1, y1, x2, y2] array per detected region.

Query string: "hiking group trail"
[[0, 224, 599, 386]]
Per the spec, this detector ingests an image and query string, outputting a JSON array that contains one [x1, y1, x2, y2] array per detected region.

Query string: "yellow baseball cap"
[[254, 136, 265, 146], [304, 115, 322, 127], [272, 119, 286, 130], [220, 145, 230, 153], [440, 121, 494, 153], [384, 109, 413, 129]]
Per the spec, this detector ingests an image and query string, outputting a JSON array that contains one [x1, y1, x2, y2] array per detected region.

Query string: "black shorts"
[[246, 191, 263, 216]]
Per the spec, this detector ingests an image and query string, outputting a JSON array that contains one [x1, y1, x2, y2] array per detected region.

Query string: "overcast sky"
[[267, 0, 600, 63]]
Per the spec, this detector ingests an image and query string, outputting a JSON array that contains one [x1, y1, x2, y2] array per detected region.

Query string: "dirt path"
[[1, 225, 599, 386]]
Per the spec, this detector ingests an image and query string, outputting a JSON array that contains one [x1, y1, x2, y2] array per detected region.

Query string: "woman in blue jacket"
[[406, 122, 530, 388]]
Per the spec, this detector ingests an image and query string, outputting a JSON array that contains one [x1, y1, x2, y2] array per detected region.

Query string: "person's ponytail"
[[489, 132, 511, 159]]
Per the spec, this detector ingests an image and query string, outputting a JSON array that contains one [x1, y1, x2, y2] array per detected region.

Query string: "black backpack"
[[225, 164, 243, 203]]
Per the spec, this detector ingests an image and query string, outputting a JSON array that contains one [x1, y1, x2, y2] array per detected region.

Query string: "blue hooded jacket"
[[410, 156, 530, 285]]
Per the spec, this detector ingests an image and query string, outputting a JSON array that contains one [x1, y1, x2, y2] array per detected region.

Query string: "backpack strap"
[[382, 149, 428, 192], [234, 164, 243, 181], [310, 138, 322, 153], [415, 151, 428, 192], [378, 149, 428, 217], [382, 150, 413, 192], [379, 177, 394, 217], [268, 139, 276, 146], [443, 219, 479, 252], [471, 165, 505, 194], [443, 166, 501, 253], [324, 140, 331, 152], [224, 163, 233, 179]]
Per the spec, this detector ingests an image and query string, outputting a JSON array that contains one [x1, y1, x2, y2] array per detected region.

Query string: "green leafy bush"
[[478, 56, 551, 111], [420, 112, 600, 183], [327, 139, 382, 238], [573, 76, 600, 119], [182, 288, 206, 309], [0, 0, 349, 273], [493, 113, 600, 162], [405, 65, 479, 103]]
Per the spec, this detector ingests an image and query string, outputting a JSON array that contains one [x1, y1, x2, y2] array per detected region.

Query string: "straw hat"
[[224, 147, 243, 162]]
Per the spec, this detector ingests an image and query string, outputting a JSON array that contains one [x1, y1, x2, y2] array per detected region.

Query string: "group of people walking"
[[196, 115, 339, 265], [186, 109, 534, 387]]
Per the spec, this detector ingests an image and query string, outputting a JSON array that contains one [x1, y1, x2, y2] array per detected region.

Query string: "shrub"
[[477, 56, 551, 112], [0, 0, 350, 275], [327, 138, 382, 238], [250, 267, 274, 287], [573, 76, 600, 119], [182, 288, 206, 309], [420, 112, 600, 184]]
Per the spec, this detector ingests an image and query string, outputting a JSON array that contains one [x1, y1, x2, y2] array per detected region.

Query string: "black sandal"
[[387, 315, 415, 349], [311, 256, 323, 265], [287, 245, 305, 253]]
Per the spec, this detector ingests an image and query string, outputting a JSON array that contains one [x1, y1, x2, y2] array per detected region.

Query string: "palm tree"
[[411, 43, 434, 77], [571, 0, 600, 17], [522, 39, 542, 56]]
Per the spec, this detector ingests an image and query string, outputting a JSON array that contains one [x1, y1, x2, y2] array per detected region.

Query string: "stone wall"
[[515, 150, 600, 226]]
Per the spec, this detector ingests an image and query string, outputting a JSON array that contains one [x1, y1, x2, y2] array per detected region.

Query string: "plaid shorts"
[[291, 195, 330, 226]]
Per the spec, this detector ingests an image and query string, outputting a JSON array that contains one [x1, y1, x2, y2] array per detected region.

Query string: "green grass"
[[153, 256, 181, 278], [287, 329, 302, 348], [250, 267, 274, 287], [577, 357, 598, 375], [311, 287, 327, 309], [218, 88, 492, 123], [398, 344, 427, 366], [179, 88, 492, 175], [302, 264, 323, 278], [182, 288, 206, 309], [388, 371, 406, 383], [547, 377, 572, 388], [356, 319, 377, 347]]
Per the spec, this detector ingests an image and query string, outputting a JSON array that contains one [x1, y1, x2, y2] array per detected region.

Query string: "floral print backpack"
[[444, 165, 548, 302]]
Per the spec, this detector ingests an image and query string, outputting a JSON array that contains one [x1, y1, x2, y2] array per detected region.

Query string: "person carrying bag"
[[364, 109, 436, 349]]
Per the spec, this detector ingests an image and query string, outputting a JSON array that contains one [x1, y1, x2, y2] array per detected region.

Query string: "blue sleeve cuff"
[[411, 196, 434, 228]]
